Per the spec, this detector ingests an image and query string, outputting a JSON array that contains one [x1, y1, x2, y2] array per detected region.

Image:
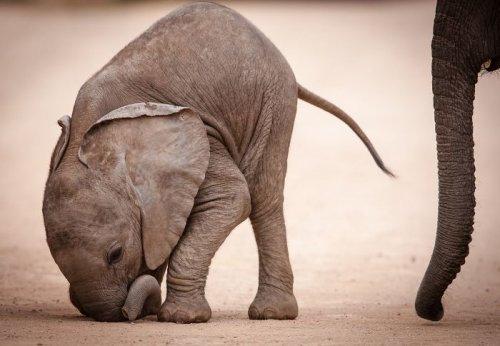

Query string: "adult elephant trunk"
[[415, 1, 482, 321], [122, 275, 162, 321]]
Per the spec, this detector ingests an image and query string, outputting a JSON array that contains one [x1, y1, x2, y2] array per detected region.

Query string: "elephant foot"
[[248, 285, 298, 320], [157, 294, 211, 323]]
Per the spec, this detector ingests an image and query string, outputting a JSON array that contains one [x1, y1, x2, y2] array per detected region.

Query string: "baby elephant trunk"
[[121, 274, 161, 321]]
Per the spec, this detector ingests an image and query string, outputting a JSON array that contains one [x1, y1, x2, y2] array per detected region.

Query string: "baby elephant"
[[43, 2, 391, 322]]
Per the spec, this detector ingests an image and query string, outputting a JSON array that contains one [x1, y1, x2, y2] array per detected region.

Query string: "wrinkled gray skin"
[[415, 0, 500, 322], [43, 2, 390, 322]]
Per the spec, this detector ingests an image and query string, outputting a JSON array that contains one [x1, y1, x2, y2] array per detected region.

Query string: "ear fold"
[[78, 103, 210, 270], [49, 115, 71, 174]]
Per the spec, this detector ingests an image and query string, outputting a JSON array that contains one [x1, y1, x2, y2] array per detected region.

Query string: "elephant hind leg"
[[245, 92, 298, 320], [248, 201, 298, 320]]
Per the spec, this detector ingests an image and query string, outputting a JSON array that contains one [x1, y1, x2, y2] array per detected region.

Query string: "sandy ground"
[[0, 0, 499, 344]]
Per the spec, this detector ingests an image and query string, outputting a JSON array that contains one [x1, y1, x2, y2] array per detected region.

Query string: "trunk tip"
[[121, 307, 136, 321], [415, 297, 444, 321]]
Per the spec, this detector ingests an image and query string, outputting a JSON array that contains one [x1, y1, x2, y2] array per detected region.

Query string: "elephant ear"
[[49, 115, 71, 174], [78, 102, 210, 270]]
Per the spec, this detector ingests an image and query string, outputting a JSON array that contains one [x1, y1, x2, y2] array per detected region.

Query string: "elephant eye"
[[107, 244, 123, 265]]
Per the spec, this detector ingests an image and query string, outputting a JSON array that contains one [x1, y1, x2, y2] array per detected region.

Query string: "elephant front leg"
[[158, 140, 251, 323]]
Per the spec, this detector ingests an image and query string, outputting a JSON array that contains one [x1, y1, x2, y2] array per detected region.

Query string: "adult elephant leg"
[[158, 138, 251, 323], [245, 92, 298, 320]]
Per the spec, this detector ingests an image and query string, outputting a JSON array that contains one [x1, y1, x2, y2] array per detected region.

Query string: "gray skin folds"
[[415, 0, 500, 321], [43, 2, 391, 322]]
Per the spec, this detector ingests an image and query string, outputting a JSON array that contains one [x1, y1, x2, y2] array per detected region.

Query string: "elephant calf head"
[[43, 102, 209, 321]]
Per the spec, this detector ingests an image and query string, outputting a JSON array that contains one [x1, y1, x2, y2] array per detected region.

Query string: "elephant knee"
[[229, 184, 251, 223]]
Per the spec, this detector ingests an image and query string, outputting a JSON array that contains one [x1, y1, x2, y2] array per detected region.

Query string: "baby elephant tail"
[[298, 84, 395, 177]]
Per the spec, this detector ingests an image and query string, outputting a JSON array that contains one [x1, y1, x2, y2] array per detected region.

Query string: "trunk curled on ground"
[[122, 274, 161, 321]]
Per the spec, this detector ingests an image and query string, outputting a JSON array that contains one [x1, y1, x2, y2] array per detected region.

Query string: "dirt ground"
[[0, 0, 499, 344]]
